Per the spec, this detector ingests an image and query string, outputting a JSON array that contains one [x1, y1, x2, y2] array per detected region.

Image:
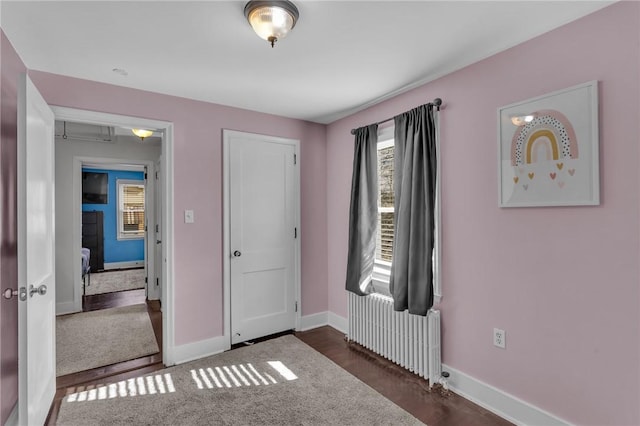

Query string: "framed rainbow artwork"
[[498, 81, 599, 207]]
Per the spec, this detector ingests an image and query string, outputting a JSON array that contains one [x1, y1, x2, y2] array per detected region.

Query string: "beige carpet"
[[85, 269, 145, 296], [56, 304, 159, 377], [56, 335, 423, 425]]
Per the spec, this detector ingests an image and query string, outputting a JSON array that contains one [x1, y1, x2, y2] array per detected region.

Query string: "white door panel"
[[18, 74, 56, 426], [227, 132, 297, 345]]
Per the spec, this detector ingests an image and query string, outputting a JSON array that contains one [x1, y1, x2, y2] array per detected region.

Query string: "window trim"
[[116, 178, 146, 241], [433, 112, 442, 303]]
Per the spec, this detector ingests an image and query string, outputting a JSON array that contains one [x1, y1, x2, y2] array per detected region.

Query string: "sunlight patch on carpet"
[[190, 361, 297, 390], [65, 360, 300, 405], [268, 360, 298, 381], [57, 335, 424, 425], [66, 373, 175, 403]]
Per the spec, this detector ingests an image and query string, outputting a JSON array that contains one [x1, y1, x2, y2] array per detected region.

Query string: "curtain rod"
[[350, 98, 442, 135]]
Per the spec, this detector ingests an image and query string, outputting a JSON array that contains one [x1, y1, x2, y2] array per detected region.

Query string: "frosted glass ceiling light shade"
[[132, 129, 153, 140], [510, 114, 536, 126], [244, 1, 299, 48]]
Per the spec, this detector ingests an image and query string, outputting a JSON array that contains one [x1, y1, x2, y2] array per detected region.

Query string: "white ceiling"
[[1, 1, 614, 124]]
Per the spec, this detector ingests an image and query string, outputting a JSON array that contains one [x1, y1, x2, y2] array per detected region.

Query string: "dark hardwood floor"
[[48, 300, 510, 426], [297, 326, 512, 426]]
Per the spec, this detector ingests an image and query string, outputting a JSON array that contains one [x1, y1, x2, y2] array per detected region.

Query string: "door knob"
[[233, 250, 241, 257], [3, 289, 17, 299], [29, 284, 47, 298], [3, 288, 27, 301]]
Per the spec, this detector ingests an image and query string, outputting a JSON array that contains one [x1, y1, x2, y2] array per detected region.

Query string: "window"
[[376, 136, 395, 264], [372, 126, 441, 301], [117, 179, 145, 240], [372, 127, 395, 296]]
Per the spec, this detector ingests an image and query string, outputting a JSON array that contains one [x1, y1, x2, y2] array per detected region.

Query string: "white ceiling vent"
[[55, 121, 115, 143]]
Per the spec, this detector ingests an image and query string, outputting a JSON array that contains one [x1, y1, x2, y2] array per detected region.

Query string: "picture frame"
[[498, 81, 599, 207]]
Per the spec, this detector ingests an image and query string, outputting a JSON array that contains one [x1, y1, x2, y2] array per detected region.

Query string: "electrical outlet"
[[493, 328, 506, 349]]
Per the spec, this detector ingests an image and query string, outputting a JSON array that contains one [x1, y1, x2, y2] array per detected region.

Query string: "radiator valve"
[[438, 371, 450, 395]]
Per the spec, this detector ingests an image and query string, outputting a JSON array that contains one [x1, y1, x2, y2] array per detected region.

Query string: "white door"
[[17, 74, 56, 425], [227, 131, 298, 345]]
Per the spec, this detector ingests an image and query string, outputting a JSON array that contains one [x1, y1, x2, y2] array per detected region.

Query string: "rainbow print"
[[511, 109, 578, 166]]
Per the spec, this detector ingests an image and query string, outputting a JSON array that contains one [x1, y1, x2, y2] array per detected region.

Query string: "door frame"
[[74, 159, 156, 300], [222, 129, 301, 349], [51, 106, 177, 365], [154, 157, 163, 300]]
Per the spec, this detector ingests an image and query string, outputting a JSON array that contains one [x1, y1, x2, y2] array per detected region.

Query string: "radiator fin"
[[348, 293, 442, 386]]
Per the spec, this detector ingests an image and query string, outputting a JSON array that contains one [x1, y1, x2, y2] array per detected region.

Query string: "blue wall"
[[82, 168, 145, 264]]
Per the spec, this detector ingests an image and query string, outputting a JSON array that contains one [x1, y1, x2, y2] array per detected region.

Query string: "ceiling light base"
[[244, 1, 299, 48], [132, 128, 154, 140]]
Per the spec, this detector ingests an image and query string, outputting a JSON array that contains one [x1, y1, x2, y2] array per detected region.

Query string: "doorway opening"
[[80, 163, 148, 307], [51, 109, 175, 387]]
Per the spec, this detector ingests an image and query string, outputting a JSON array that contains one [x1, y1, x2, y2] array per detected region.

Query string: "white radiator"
[[347, 293, 442, 387]]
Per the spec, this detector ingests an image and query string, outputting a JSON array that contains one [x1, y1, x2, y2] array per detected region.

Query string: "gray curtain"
[[345, 124, 378, 296], [389, 104, 437, 315]]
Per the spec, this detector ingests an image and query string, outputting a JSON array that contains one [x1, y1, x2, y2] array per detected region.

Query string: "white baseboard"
[[5, 402, 18, 426], [164, 314, 569, 425], [299, 311, 329, 331], [103, 261, 144, 270], [328, 312, 347, 334], [172, 335, 229, 365], [171, 313, 344, 366], [442, 363, 570, 426]]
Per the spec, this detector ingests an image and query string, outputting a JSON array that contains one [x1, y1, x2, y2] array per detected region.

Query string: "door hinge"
[[294, 227, 297, 239], [144, 172, 148, 180], [294, 154, 297, 165], [155, 171, 159, 179], [145, 277, 148, 284], [295, 301, 298, 312], [156, 224, 159, 233], [156, 277, 159, 287]]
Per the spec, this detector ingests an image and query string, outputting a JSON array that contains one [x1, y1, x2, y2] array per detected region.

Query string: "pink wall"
[[2, 2, 638, 424], [327, 3, 639, 425], [28, 71, 328, 345], [0, 30, 25, 424]]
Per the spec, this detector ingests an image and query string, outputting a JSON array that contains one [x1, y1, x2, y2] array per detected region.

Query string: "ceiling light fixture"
[[132, 129, 154, 140], [510, 114, 536, 126], [244, 1, 299, 48]]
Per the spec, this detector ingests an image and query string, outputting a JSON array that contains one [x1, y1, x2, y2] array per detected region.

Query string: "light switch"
[[184, 209, 194, 224]]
